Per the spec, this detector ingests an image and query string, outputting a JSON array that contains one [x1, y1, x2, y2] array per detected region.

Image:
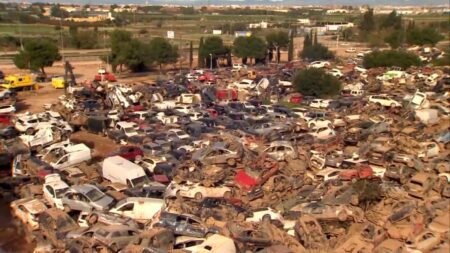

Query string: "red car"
[[198, 72, 216, 83], [109, 146, 143, 161], [0, 114, 12, 126], [94, 72, 117, 82], [235, 161, 279, 190], [339, 165, 379, 181]]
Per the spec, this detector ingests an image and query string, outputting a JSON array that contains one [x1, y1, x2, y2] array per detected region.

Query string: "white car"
[[10, 198, 48, 231], [135, 156, 167, 173], [0, 104, 15, 113], [307, 118, 332, 128], [14, 114, 51, 134], [246, 207, 284, 224], [310, 126, 336, 140], [345, 48, 356, 53], [315, 168, 343, 181], [233, 79, 256, 90], [232, 63, 247, 70], [166, 182, 232, 200], [107, 110, 120, 121], [291, 107, 308, 118], [328, 69, 343, 77], [168, 129, 190, 140], [43, 174, 69, 209], [309, 61, 330, 68], [309, 99, 330, 109], [176, 234, 236, 253], [173, 105, 194, 114], [368, 95, 401, 108]]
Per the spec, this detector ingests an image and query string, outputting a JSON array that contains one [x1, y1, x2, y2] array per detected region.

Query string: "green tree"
[[288, 32, 294, 62], [381, 10, 402, 30], [359, 8, 375, 34], [189, 41, 193, 69], [149, 37, 179, 72], [232, 36, 267, 65], [303, 33, 312, 49], [313, 30, 318, 45], [300, 43, 334, 61], [200, 36, 227, 68], [293, 68, 341, 98], [50, 4, 69, 18], [109, 30, 132, 71], [385, 30, 404, 49], [406, 27, 444, 46], [352, 180, 382, 210], [363, 50, 421, 69], [13, 39, 61, 74], [266, 30, 289, 63], [341, 27, 354, 41], [198, 37, 204, 68]]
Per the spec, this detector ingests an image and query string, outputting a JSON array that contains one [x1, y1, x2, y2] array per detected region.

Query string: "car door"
[[113, 202, 135, 219], [185, 217, 206, 237], [44, 185, 56, 206]]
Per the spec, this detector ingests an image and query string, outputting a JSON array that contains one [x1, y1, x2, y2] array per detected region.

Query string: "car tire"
[[88, 214, 98, 225], [194, 192, 203, 201], [223, 191, 232, 199], [26, 128, 34, 135], [338, 211, 348, 221], [110, 243, 119, 253], [262, 214, 271, 222], [63, 204, 71, 213], [227, 158, 236, 167], [390, 103, 396, 108]]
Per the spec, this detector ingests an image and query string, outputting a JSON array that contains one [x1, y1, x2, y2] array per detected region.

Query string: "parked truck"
[[1, 75, 36, 91]]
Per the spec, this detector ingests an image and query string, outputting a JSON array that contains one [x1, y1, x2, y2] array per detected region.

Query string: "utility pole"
[[60, 14, 65, 62], [209, 53, 213, 70]]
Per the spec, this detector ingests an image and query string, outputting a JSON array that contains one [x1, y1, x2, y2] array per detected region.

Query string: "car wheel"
[[376, 102, 382, 107], [223, 191, 232, 199], [109, 243, 119, 253], [63, 204, 71, 213], [35, 145, 43, 153], [26, 128, 34, 135], [227, 158, 236, 167], [262, 214, 271, 222], [88, 214, 98, 225], [390, 103, 396, 108], [338, 211, 348, 221], [194, 192, 203, 201]]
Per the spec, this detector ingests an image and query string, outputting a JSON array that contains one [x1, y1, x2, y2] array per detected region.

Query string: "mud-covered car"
[[39, 208, 79, 248], [192, 145, 241, 166], [121, 228, 175, 253], [152, 212, 217, 238], [290, 202, 364, 222]]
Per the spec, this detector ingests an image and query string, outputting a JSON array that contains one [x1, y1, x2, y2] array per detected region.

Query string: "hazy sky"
[[29, 0, 450, 5]]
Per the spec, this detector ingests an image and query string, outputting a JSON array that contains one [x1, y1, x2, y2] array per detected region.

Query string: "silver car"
[[61, 184, 114, 212]]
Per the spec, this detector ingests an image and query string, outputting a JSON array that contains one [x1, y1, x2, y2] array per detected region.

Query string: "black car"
[[197, 197, 247, 221], [152, 212, 217, 238]]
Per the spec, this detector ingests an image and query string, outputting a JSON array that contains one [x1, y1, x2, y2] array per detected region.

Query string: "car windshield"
[[55, 188, 68, 198], [124, 127, 136, 133], [131, 175, 149, 187], [85, 188, 104, 202]]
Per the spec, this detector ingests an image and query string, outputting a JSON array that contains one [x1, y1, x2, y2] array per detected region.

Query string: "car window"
[[118, 203, 134, 211], [46, 186, 56, 197]]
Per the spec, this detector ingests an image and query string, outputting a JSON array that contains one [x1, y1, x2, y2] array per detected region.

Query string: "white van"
[[109, 197, 164, 223], [102, 156, 149, 188], [42, 143, 91, 170]]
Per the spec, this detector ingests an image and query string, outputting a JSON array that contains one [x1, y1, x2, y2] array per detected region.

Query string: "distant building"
[[326, 9, 350, 14], [249, 21, 268, 29], [235, 31, 252, 37], [298, 18, 311, 25]]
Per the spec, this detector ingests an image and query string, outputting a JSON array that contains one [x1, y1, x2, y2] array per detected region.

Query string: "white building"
[[298, 18, 311, 25], [249, 21, 269, 29]]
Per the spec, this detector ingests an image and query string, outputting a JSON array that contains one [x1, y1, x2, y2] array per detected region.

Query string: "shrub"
[[363, 50, 421, 69], [293, 68, 341, 98]]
